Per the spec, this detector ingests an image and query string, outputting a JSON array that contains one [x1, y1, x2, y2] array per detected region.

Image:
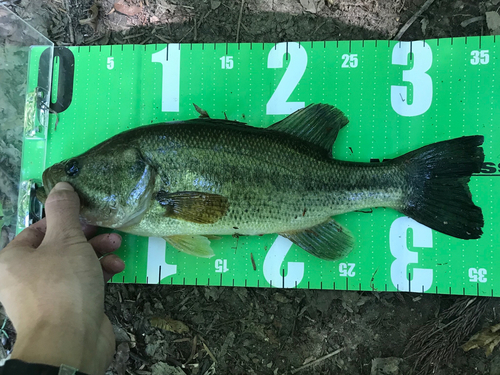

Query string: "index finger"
[[11, 217, 98, 250], [10, 219, 47, 249]]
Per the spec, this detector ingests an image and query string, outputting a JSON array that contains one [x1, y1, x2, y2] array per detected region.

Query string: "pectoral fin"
[[280, 218, 354, 260], [156, 190, 229, 224], [164, 235, 215, 258]]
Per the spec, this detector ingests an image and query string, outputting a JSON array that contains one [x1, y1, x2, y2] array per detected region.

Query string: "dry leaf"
[[486, 11, 500, 35], [113, 1, 143, 16], [79, 3, 99, 31], [300, 0, 317, 13], [211, 0, 221, 10], [193, 103, 210, 118], [462, 322, 500, 356], [151, 316, 190, 334]]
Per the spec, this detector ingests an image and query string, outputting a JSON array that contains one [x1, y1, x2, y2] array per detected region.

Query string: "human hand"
[[0, 182, 125, 375]]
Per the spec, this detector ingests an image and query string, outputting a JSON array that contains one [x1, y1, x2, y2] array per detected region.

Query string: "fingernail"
[[53, 182, 74, 191], [112, 259, 125, 273]]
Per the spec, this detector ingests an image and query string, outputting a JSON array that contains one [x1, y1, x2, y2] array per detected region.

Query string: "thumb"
[[43, 182, 86, 245]]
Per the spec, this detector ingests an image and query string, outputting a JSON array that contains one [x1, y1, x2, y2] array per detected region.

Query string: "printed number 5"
[[391, 41, 433, 117], [107, 57, 114, 70]]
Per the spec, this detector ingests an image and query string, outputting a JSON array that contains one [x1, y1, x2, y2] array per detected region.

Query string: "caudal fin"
[[397, 136, 485, 239]]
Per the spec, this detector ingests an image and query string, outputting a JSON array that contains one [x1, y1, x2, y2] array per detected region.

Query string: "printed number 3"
[[391, 41, 433, 117], [389, 217, 433, 292]]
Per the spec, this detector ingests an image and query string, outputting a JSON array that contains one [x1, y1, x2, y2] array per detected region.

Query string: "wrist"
[[10, 317, 95, 372]]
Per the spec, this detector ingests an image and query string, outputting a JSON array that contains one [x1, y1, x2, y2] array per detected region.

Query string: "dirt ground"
[[2, 0, 500, 374]]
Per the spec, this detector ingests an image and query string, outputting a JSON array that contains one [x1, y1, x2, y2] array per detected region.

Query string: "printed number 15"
[[220, 56, 234, 69]]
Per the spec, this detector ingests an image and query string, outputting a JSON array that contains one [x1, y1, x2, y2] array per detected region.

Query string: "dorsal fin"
[[267, 104, 349, 156]]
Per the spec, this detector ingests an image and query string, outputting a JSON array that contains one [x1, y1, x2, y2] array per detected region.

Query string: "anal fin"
[[164, 235, 215, 258], [280, 218, 354, 260]]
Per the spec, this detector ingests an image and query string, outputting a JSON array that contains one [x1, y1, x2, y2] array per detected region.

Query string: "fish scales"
[[120, 121, 405, 237]]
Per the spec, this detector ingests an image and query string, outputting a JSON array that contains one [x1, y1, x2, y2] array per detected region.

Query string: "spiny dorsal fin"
[[267, 104, 349, 156]]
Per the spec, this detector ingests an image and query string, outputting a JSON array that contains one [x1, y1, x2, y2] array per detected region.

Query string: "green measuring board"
[[19, 37, 499, 296]]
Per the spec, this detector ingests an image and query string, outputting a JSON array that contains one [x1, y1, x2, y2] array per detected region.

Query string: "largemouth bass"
[[37, 104, 485, 260]]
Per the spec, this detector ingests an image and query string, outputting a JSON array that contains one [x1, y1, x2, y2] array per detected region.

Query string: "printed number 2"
[[151, 45, 181, 112], [469, 268, 487, 283], [390, 217, 433, 292], [263, 236, 304, 288], [266, 42, 307, 115], [391, 41, 433, 117], [470, 50, 489, 65]]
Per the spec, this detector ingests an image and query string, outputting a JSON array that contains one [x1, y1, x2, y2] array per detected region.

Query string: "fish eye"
[[65, 159, 80, 177]]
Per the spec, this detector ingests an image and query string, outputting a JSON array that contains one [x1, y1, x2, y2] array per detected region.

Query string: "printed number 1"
[[151, 45, 181, 112]]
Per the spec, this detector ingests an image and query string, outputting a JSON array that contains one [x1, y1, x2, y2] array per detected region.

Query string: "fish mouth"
[[35, 185, 48, 204], [37, 164, 63, 203]]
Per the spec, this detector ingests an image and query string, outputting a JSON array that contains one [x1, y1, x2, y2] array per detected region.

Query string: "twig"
[[184, 335, 198, 365], [235, 0, 244, 43], [291, 348, 344, 374], [393, 0, 436, 40], [64, 0, 75, 44], [312, 20, 327, 35], [193, 17, 197, 42], [178, 26, 194, 43], [156, 34, 171, 43], [460, 16, 485, 28], [202, 342, 217, 363], [123, 32, 146, 40]]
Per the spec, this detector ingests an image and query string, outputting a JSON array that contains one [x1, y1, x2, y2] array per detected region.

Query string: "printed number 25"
[[391, 41, 433, 117]]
